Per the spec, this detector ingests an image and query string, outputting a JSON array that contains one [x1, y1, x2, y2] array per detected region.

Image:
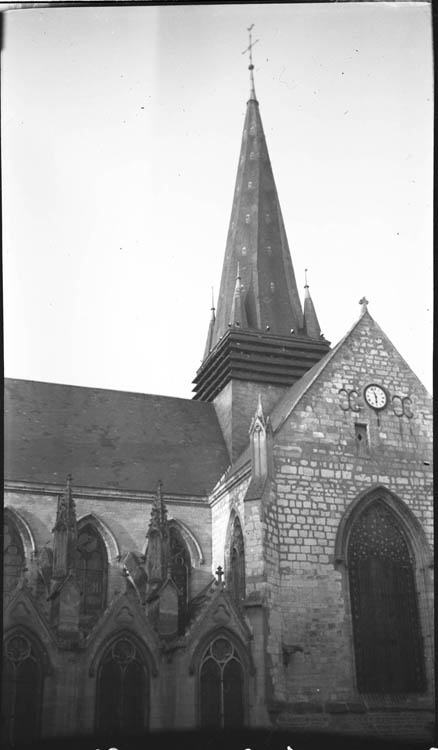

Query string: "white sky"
[[2, 3, 433, 398]]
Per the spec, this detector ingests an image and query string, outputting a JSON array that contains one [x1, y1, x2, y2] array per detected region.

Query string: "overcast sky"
[[2, 3, 433, 398]]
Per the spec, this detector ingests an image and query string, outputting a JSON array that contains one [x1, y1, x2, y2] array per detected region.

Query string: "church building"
[[3, 53, 434, 745]]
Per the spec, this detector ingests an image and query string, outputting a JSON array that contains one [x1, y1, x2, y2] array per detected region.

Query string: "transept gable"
[[212, 307, 432, 477], [269, 308, 432, 439]]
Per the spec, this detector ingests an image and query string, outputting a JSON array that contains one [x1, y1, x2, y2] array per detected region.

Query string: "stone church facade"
[[3, 67, 434, 744]]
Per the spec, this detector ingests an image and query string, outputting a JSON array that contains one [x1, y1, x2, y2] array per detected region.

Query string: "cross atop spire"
[[359, 296, 369, 314], [242, 24, 259, 101]]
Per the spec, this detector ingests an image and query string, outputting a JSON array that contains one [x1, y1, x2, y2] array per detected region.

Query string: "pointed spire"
[[229, 263, 248, 328], [52, 474, 77, 580], [302, 269, 321, 340], [204, 60, 304, 353], [255, 392, 264, 420], [203, 288, 216, 359]]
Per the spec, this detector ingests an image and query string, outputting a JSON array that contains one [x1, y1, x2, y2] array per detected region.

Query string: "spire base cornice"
[[193, 329, 330, 402]]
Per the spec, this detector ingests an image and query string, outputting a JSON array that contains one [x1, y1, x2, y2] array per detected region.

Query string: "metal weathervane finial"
[[304, 268, 309, 288], [242, 23, 259, 100]]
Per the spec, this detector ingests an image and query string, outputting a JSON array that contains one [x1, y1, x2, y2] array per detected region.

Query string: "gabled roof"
[[230, 308, 432, 475], [4, 379, 230, 496]]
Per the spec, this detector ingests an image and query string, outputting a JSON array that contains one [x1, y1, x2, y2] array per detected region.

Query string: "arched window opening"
[[169, 526, 190, 633], [228, 516, 245, 603], [348, 500, 426, 694], [4, 518, 25, 598], [96, 637, 149, 734], [200, 636, 244, 728], [76, 524, 107, 630], [2, 632, 43, 744]]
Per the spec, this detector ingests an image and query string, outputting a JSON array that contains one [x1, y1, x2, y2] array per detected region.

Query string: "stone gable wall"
[[267, 314, 433, 738]]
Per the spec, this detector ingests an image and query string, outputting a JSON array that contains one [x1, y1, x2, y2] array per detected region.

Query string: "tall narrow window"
[[4, 518, 25, 598], [228, 516, 245, 603], [76, 524, 107, 630], [2, 633, 43, 744], [96, 637, 149, 734], [200, 637, 244, 728], [348, 500, 425, 693], [169, 526, 190, 634]]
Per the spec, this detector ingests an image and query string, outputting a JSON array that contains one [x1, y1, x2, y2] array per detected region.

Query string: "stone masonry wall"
[[4, 489, 213, 600], [268, 312, 433, 739], [4, 488, 214, 736]]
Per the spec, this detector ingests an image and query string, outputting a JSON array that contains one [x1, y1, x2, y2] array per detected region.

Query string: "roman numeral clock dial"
[[364, 384, 388, 410]]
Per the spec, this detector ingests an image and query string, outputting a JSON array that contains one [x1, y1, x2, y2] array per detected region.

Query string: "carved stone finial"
[[215, 565, 224, 584]]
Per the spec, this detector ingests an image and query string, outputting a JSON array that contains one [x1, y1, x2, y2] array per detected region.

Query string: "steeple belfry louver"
[[193, 36, 330, 458]]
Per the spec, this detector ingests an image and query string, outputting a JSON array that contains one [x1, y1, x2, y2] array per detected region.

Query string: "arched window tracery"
[[169, 525, 190, 633], [228, 516, 245, 603], [2, 632, 44, 743], [96, 636, 149, 734], [75, 523, 107, 630], [200, 636, 244, 728], [4, 517, 25, 598], [348, 499, 426, 694]]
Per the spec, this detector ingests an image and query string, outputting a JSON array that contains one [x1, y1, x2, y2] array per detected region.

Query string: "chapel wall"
[[267, 315, 433, 737], [4, 490, 213, 600]]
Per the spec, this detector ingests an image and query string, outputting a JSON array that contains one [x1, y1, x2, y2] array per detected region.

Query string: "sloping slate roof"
[[4, 379, 230, 495]]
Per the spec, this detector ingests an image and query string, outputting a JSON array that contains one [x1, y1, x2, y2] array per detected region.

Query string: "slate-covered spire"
[[204, 53, 304, 354], [52, 474, 77, 580], [302, 269, 322, 340], [193, 39, 330, 446]]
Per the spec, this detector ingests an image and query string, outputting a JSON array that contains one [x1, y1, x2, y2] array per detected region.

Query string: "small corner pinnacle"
[[256, 393, 264, 417]]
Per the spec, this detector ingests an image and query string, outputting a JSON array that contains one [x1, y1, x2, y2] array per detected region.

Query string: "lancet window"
[[75, 523, 107, 629], [2, 632, 43, 744], [228, 516, 245, 603], [96, 637, 149, 734], [348, 499, 425, 693], [4, 516, 25, 598], [199, 636, 244, 728], [169, 525, 191, 633]]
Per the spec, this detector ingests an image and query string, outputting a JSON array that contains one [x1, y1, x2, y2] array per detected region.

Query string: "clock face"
[[364, 384, 387, 410]]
